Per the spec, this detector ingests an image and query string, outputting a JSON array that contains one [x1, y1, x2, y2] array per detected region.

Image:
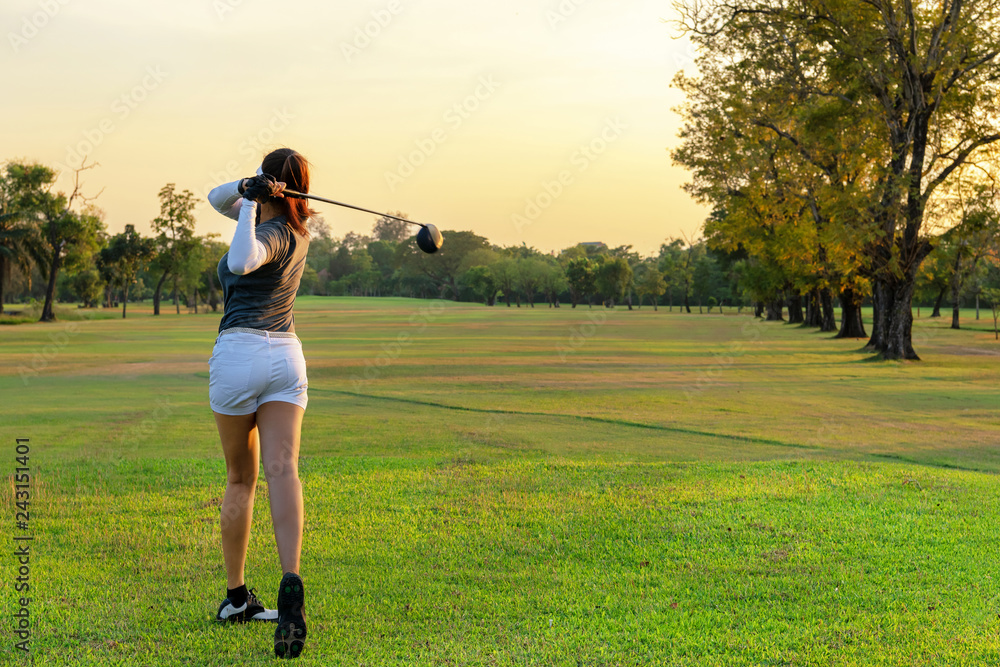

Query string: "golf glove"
[[241, 174, 284, 204]]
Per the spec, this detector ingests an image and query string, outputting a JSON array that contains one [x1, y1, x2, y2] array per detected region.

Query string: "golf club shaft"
[[282, 189, 426, 229]]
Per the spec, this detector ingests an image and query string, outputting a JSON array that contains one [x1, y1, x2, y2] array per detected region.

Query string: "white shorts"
[[209, 329, 308, 416]]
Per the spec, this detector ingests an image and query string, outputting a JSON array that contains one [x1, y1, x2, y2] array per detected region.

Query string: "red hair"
[[261, 148, 316, 237]]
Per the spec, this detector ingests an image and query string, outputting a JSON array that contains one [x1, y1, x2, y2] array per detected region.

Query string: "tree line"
[[1, 157, 998, 336]]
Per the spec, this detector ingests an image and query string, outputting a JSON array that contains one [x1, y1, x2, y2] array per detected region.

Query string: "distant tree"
[[199, 235, 228, 311], [395, 230, 489, 300], [985, 287, 1000, 340], [0, 161, 51, 313], [515, 258, 548, 307], [367, 239, 399, 295], [372, 212, 411, 243], [565, 257, 597, 308], [67, 266, 104, 308], [463, 265, 499, 305], [297, 265, 319, 296], [692, 253, 724, 313], [37, 162, 105, 321], [943, 186, 999, 330], [492, 257, 518, 307], [341, 231, 373, 251], [539, 260, 568, 308], [307, 215, 331, 239], [98, 224, 156, 318], [151, 183, 197, 315], [596, 257, 632, 308], [635, 265, 667, 310]]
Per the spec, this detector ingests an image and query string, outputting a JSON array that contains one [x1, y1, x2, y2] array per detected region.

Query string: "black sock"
[[227, 584, 248, 607]]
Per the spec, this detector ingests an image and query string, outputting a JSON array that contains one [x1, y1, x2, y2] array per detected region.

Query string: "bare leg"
[[214, 411, 260, 589], [256, 401, 304, 575]]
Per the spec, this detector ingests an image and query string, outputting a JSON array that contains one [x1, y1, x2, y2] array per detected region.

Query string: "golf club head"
[[417, 224, 443, 254]]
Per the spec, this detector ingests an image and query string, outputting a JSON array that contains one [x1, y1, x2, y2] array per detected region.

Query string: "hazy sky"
[[3, 0, 707, 256]]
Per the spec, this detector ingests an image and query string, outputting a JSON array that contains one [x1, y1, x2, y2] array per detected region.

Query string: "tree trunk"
[[0, 254, 6, 315], [122, 282, 129, 319], [819, 287, 837, 333], [803, 290, 821, 327], [765, 300, 783, 321], [867, 279, 888, 352], [754, 301, 764, 318], [208, 269, 219, 312], [627, 293, 633, 311], [951, 302, 960, 330], [684, 293, 691, 314], [173, 275, 180, 315], [39, 243, 63, 322], [153, 270, 168, 316], [884, 279, 920, 360], [930, 286, 946, 318], [835, 288, 867, 338], [787, 292, 804, 324]]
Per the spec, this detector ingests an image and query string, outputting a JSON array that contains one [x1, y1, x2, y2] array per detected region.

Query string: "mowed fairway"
[[1, 297, 999, 665]]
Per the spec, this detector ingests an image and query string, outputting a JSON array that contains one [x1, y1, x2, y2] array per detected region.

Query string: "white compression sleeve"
[[226, 199, 269, 275], [207, 180, 243, 220]]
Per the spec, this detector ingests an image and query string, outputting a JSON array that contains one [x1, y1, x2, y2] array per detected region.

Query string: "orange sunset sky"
[[4, 0, 708, 256]]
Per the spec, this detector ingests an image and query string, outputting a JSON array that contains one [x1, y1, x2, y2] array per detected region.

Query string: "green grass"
[[0, 302, 120, 325], [1, 297, 999, 665]]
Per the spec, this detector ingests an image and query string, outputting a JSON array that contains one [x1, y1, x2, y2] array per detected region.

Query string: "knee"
[[227, 467, 258, 487], [263, 458, 299, 482]]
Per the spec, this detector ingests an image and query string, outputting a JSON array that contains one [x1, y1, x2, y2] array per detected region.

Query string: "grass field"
[[1, 297, 999, 665]]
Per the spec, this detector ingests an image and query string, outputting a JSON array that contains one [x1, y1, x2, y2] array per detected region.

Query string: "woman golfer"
[[207, 147, 314, 659]]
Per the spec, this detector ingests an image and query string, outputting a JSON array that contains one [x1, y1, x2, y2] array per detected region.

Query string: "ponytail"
[[260, 148, 316, 237]]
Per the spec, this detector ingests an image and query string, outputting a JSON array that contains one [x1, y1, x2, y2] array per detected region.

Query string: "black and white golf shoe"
[[274, 572, 307, 659], [215, 588, 278, 623]]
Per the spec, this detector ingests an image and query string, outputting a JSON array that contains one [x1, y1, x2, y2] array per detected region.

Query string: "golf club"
[[282, 188, 443, 254]]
